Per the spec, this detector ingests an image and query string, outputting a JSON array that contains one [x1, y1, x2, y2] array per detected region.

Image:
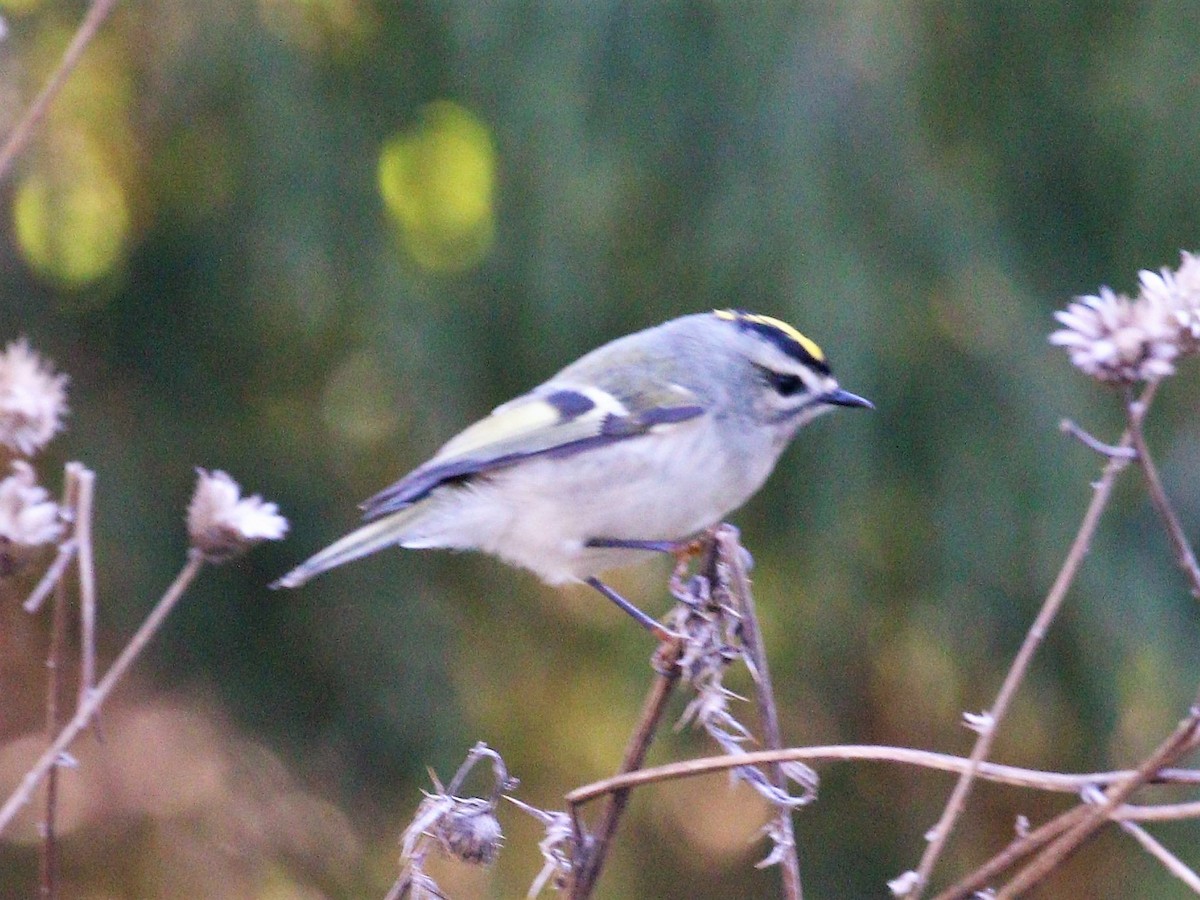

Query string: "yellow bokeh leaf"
[[14, 134, 131, 287], [378, 100, 496, 272]]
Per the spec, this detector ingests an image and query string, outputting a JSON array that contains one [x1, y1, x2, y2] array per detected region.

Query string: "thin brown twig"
[[38, 576, 68, 900], [1124, 798, 1200, 822], [0, 0, 121, 184], [22, 539, 76, 615], [930, 805, 1092, 900], [1116, 815, 1200, 894], [1060, 418, 1137, 459], [1127, 389, 1200, 596], [567, 636, 684, 899], [71, 465, 98, 709], [931, 780, 1200, 900], [906, 383, 1153, 897], [38, 547, 72, 895], [996, 387, 1200, 894], [715, 525, 801, 899], [996, 699, 1200, 897], [0, 551, 206, 836], [566, 744, 1200, 807], [978, 385, 1200, 895], [37, 463, 82, 900]]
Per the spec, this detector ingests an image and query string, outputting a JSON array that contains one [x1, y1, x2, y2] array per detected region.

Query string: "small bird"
[[273, 310, 871, 633]]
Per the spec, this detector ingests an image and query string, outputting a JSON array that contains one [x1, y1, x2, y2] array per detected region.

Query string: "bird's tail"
[[270, 506, 424, 589]]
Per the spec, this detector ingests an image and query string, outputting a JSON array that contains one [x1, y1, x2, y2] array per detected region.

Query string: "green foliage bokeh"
[[3, 2, 1200, 897]]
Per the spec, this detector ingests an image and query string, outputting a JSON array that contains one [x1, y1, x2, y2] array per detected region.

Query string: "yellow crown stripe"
[[713, 309, 826, 363]]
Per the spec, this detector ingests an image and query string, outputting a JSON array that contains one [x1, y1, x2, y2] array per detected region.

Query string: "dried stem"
[[444, 741, 510, 801], [566, 744, 1200, 808], [567, 635, 684, 899], [1127, 388, 1200, 596], [714, 524, 801, 899], [72, 465, 98, 708], [385, 742, 511, 900], [996, 699, 1200, 897], [22, 540, 76, 615], [1117, 817, 1200, 894], [0, 551, 206, 836], [38, 547, 71, 900], [906, 383, 1153, 897], [0, 0, 121, 184], [978, 384, 1200, 895], [37, 462, 84, 900], [1060, 419, 1137, 459], [931, 804, 1092, 900]]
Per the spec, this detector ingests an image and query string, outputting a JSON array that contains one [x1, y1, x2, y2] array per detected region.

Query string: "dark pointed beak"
[[821, 388, 874, 410]]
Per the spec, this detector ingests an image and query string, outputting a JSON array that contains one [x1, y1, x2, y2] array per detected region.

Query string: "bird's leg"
[[585, 536, 706, 566], [585, 537, 680, 554], [584, 576, 677, 642], [586, 536, 709, 607]]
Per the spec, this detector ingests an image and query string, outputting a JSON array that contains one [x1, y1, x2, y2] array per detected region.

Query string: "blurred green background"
[[2, 1, 1200, 897]]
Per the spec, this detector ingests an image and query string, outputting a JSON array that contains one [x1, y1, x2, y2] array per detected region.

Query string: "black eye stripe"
[[764, 370, 804, 397]]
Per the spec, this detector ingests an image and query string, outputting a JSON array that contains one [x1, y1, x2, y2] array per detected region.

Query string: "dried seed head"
[[1138, 250, 1200, 353], [888, 870, 921, 897], [402, 792, 504, 869], [0, 461, 64, 577], [507, 799, 577, 898], [0, 338, 68, 457], [1049, 286, 1179, 383], [187, 469, 288, 562], [440, 799, 504, 864]]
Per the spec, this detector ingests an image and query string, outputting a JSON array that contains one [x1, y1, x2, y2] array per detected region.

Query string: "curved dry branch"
[[567, 743, 1200, 806]]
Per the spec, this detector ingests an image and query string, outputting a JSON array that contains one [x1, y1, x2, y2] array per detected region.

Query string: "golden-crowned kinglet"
[[273, 310, 871, 632]]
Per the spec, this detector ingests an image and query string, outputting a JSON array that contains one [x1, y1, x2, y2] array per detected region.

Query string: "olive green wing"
[[359, 381, 705, 520]]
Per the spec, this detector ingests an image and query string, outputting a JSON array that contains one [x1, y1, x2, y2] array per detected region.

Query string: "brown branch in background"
[[905, 383, 1154, 898], [715, 524, 802, 899], [37, 463, 83, 900], [567, 635, 684, 899], [38, 574, 68, 900], [0, 550, 206, 836], [996, 699, 1200, 897], [562, 735, 1200, 899], [931, 804, 1092, 900], [986, 393, 1200, 895], [70, 465, 98, 707], [1127, 390, 1200, 596], [1116, 814, 1200, 894], [0, 0, 121, 185]]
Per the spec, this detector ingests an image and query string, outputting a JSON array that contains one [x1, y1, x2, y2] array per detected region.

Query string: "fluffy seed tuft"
[[187, 469, 288, 562], [0, 461, 64, 577], [0, 339, 68, 456]]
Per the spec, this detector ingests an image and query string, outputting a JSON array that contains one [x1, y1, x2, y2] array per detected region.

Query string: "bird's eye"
[[765, 371, 804, 397]]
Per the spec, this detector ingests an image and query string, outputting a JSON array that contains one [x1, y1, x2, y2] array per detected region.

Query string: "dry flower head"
[[0, 338, 68, 456], [187, 469, 288, 562], [0, 460, 64, 576], [1050, 251, 1200, 383]]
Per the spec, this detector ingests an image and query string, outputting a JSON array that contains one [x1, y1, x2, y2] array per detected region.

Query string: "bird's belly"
[[458, 423, 772, 583]]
